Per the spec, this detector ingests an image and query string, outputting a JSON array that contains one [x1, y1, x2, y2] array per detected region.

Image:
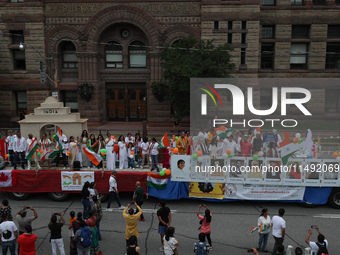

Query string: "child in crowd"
[[69, 211, 76, 247], [128, 142, 136, 169]]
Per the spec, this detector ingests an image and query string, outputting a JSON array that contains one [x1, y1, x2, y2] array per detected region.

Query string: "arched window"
[[61, 42, 77, 69], [105, 41, 123, 68], [129, 41, 146, 68]]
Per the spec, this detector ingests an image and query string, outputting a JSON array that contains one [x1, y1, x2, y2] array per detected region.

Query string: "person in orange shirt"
[[176, 131, 190, 155]]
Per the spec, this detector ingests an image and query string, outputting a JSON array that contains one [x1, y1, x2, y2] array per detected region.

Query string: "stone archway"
[[84, 5, 161, 52]]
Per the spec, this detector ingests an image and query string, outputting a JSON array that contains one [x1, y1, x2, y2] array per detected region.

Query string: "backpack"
[[80, 227, 92, 248], [196, 242, 207, 255], [316, 242, 329, 255]]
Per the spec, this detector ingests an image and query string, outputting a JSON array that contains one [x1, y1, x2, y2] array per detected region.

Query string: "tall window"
[[16, 91, 27, 117], [262, 0, 275, 5], [292, 25, 310, 39], [105, 41, 123, 68], [129, 41, 146, 68], [262, 26, 275, 39], [228, 33, 232, 44], [313, 0, 326, 4], [10, 30, 24, 44], [61, 42, 78, 69], [13, 50, 26, 70], [261, 43, 275, 69], [325, 89, 340, 113], [328, 25, 340, 39], [241, 48, 246, 65], [241, 33, 246, 45], [214, 21, 219, 30], [290, 43, 308, 69], [325, 43, 340, 69], [291, 0, 303, 5], [228, 21, 233, 30]]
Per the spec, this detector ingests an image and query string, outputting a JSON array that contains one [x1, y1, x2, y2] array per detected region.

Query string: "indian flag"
[[83, 147, 102, 166], [248, 226, 259, 235], [54, 128, 63, 150], [259, 223, 268, 234], [227, 128, 235, 137], [159, 132, 170, 148], [26, 138, 38, 161], [278, 142, 305, 165], [41, 150, 60, 161], [146, 172, 169, 189]]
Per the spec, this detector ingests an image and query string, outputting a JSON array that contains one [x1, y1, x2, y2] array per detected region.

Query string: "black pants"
[[8, 149, 14, 166], [271, 236, 284, 255], [14, 152, 25, 169], [136, 201, 144, 220], [205, 233, 212, 247], [55, 151, 63, 167]]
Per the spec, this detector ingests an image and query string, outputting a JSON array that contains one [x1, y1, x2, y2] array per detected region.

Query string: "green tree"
[[151, 36, 235, 120]]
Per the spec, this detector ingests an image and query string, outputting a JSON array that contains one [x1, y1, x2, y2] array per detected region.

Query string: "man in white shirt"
[[271, 208, 286, 255], [305, 226, 328, 255], [5, 130, 17, 166], [26, 133, 40, 170], [13, 132, 27, 170], [125, 133, 135, 144], [107, 171, 124, 211], [0, 214, 18, 254], [222, 135, 238, 155]]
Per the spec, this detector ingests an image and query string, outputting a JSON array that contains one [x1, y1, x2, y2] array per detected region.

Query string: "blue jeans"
[[151, 155, 158, 169], [88, 159, 93, 168], [128, 157, 135, 168], [258, 233, 269, 250], [96, 218, 101, 239], [2, 239, 16, 255], [81, 199, 92, 219], [107, 191, 121, 208]]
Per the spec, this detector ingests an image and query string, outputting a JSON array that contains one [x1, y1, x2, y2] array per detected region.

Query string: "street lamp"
[[19, 41, 55, 87], [78, 81, 93, 102]]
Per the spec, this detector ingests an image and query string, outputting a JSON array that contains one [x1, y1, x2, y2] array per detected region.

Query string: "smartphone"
[[311, 225, 317, 229]]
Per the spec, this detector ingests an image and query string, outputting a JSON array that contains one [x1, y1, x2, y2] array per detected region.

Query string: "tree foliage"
[[151, 36, 235, 120]]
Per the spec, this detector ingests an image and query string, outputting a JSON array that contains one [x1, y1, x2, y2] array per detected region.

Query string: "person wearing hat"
[[176, 131, 190, 155], [107, 171, 124, 211], [61, 138, 69, 169]]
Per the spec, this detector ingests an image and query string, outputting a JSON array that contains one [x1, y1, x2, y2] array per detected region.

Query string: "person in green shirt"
[[133, 181, 145, 221]]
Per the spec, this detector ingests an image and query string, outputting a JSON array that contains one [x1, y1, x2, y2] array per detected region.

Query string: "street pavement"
[[0, 192, 338, 255]]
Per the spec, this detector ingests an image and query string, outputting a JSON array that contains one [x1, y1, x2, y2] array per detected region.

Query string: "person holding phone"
[[122, 202, 143, 246], [197, 204, 212, 250], [305, 225, 329, 255]]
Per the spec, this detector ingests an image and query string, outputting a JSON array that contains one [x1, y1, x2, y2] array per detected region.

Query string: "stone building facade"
[[0, 0, 339, 127]]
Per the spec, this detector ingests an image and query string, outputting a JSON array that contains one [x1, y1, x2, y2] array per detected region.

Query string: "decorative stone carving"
[[45, 2, 200, 17]]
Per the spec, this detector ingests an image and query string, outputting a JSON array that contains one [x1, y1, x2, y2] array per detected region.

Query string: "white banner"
[[224, 184, 305, 201], [61, 171, 95, 191]]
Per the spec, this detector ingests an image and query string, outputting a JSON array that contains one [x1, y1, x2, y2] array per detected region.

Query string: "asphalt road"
[[0, 192, 338, 255]]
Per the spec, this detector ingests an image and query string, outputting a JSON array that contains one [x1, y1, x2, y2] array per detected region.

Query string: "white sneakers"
[[119, 206, 125, 210]]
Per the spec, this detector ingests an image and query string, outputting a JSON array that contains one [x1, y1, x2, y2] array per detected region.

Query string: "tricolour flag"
[[0, 170, 18, 187], [146, 172, 169, 189], [159, 132, 170, 148], [277, 132, 305, 165], [26, 138, 38, 161], [41, 150, 60, 161], [226, 128, 235, 137], [248, 226, 259, 235], [54, 128, 63, 150], [83, 147, 102, 166]]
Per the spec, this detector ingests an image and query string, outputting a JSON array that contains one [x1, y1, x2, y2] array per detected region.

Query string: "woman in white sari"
[[68, 136, 77, 170], [106, 133, 116, 170], [118, 135, 128, 170]]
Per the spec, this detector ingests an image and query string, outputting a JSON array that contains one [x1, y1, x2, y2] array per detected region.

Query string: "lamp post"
[[78, 81, 93, 102], [19, 42, 56, 92]]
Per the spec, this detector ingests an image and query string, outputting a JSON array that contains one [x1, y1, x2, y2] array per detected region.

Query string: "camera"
[[311, 225, 317, 229], [26, 206, 31, 209], [247, 249, 254, 253], [54, 213, 59, 216]]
